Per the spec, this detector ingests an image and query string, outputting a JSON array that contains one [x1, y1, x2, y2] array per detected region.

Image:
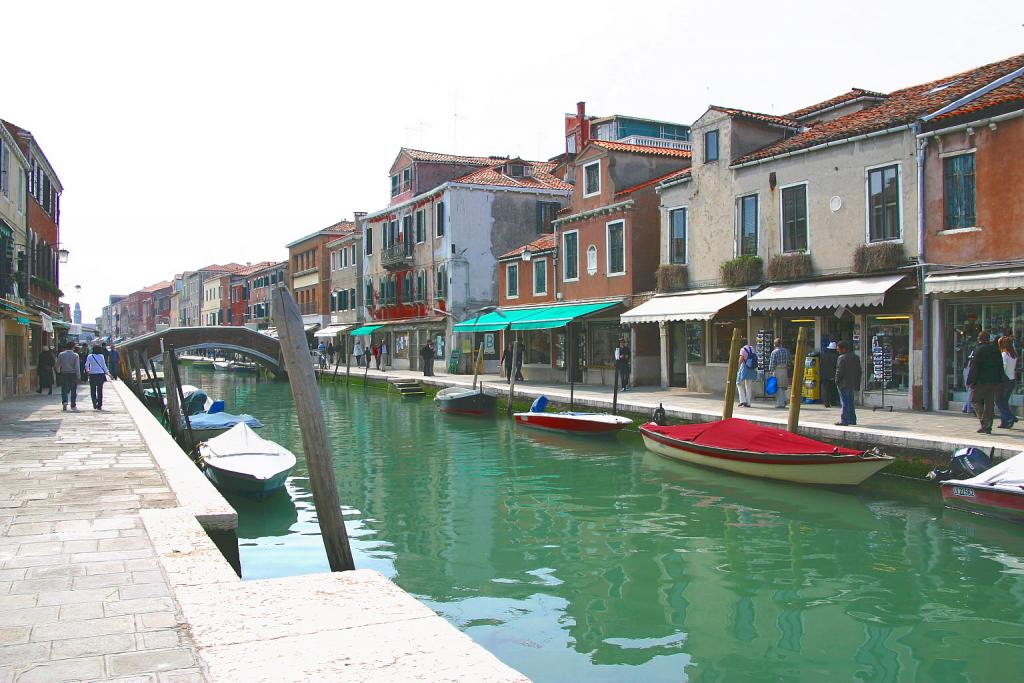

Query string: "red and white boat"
[[514, 411, 633, 435], [639, 418, 892, 486], [941, 452, 1024, 523]]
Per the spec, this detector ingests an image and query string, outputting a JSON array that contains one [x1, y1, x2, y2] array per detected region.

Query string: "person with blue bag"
[[736, 340, 758, 408], [768, 337, 790, 409]]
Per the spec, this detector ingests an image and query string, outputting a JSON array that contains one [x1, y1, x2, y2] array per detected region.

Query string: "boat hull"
[[941, 482, 1024, 523], [435, 388, 497, 416], [204, 463, 291, 497], [192, 360, 214, 369], [514, 412, 631, 435], [640, 429, 891, 486]]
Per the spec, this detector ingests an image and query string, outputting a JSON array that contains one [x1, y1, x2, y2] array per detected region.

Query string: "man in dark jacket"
[[419, 341, 433, 376], [820, 342, 839, 408], [967, 331, 1004, 434], [834, 341, 861, 426]]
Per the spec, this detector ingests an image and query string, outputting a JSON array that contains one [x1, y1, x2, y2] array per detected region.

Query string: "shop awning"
[[748, 274, 905, 312], [621, 289, 747, 324], [349, 324, 384, 336], [0, 300, 31, 318], [453, 308, 540, 333], [314, 324, 352, 338], [924, 269, 1024, 294], [304, 323, 320, 333], [511, 301, 621, 331]]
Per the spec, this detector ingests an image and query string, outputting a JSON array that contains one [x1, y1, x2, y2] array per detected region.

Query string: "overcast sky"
[[4, 1, 1021, 321]]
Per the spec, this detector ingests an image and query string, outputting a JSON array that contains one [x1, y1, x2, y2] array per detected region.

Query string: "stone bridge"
[[117, 326, 285, 377]]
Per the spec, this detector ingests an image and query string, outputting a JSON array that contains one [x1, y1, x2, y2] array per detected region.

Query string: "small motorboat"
[[143, 385, 211, 415], [199, 423, 296, 497], [213, 360, 234, 372], [191, 358, 215, 369], [941, 451, 1024, 523], [639, 418, 893, 486], [435, 386, 498, 416], [187, 411, 263, 440], [232, 361, 259, 374], [514, 397, 632, 435]]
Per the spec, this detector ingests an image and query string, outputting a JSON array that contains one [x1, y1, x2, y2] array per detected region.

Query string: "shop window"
[[865, 314, 910, 393], [588, 322, 623, 369], [525, 330, 551, 365], [945, 301, 1022, 405], [711, 317, 745, 364]]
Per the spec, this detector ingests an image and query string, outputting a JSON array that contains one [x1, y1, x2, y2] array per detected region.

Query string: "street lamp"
[[57, 247, 69, 264]]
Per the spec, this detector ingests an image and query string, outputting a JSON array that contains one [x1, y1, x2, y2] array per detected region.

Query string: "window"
[[669, 208, 687, 264], [365, 226, 373, 255], [506, 263, 519, 298], [944, 153, 976, 229], [402, 168, 412, 192], [704, 130, 719, 162], [435, 265, 447, 298], [0, 141, 9, 197], [435, 201, 445, 237], [415, 270, 425, 302], [736, 194, 758, 256], [781, 184, 808, 252], [415, 209, 425, 243], [587, 245, 598, 275], [342, 247, 349, 268], [365, 279, 374, 306], [537, 201, 559, 234], [868, 164, 900, 241], [563, 230, 579, 281], [351, 244, 357, 265], [349, 287, 356, 309], [391, 174, 400, 197], [402, 215, 413, 254], [583, 161, 600, 197], [330, 251, 337, 271], [401, 273, 412, 302], [533, 258, 547, 295], [607, 220, 625, 275]]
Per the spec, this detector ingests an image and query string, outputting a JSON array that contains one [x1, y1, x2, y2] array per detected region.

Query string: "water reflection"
[[184, 368, 1024, 683]]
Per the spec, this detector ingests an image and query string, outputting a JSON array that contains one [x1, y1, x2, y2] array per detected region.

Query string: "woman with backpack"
[[736, 340, 758, 408]]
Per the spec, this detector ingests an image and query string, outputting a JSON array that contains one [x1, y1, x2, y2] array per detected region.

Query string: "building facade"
[[0, 121, 32, 397], [245, 261, 287, 329], [287, 222, 352, 332], [321, 220, 363, 354]]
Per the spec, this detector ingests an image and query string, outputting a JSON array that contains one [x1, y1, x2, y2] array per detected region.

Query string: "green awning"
[[511, 301, 621, 331], [349, 324, 384, 336], [15, 317, 30, 325], [51, 319, 70, 329], [452, 308, 539, 333], [0, 300, 31, 317]]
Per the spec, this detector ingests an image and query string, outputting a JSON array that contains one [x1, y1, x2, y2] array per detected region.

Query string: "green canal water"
[[181, 367, 1024, 683]]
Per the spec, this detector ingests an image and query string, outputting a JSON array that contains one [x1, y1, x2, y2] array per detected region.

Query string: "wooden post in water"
[[167, 345, 195, 450], [722, 328, 742, 419], [148, 358, 168, 422], [273, 286, 355, 572], [162, 347, 182, 438], [787, 327, 809, 433]]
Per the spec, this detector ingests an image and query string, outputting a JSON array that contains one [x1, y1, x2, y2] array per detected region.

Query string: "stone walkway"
[[0, 386, 204, 682], [329, 365, 1024, 459]]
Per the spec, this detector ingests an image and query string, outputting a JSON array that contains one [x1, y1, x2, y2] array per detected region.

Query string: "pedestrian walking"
[[326, 341, 335, 366], [768, 338, 790, 408], [820, 341, 839, 408], [514, 343, 524, 382], [55, 342, 81, 411], [501, 342, 513, 382], [834, 340, 861, 426], [379, 340, 389, 371], [85, 345, 110, 410], [614, 338, 631, 391], [353, 339, 364, 369], [968, 331, 1004, 434], [419, 340, 434, 376], [373, 342, 382, 370], [426, 341, 436, 376], [78, 344, 88, 378], [37, 346, 55, 395], [996, 335, 1018, 429], [736, 341, 758, 407], [108, 343, 121, 380]]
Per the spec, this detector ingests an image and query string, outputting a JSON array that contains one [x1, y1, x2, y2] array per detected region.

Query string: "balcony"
[[380, 243, 413, 270], [618, 135, 691, 151]]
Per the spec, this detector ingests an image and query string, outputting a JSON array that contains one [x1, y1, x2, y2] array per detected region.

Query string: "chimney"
[[577, 101, 590, 149]]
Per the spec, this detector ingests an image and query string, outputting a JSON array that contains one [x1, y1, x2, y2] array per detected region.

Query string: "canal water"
[[181, 367, 1024, 683]]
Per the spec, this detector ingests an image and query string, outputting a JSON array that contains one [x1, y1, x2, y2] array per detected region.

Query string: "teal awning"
[[15, 316, 30, 325], [0, 300, 31, 317], [511, 301, 621, 331], [452, 308, 538, 333], [349, 324, 384, 336]]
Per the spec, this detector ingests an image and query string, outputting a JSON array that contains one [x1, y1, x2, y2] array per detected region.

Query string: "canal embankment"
[[316, 365, 1024, 466], [0, 382, 529, 682]]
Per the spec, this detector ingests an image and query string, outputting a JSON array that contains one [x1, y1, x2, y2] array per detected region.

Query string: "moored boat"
[[188, 411, 263, 440], [213, 360, 234, 372], [435, 386, 498, 416], [191, 358, 215, 369], [232, 361, 258, 374], [199, 423, 296, 497], [941, 451, 1024, 523], [639, 418, 892, 486], [514, 411, 633, 435]]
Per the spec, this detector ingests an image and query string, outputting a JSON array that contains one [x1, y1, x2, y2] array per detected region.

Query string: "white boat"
[[213, 360, 234, 372], [942, 451, 1024, 523], [514, 411, 633, 435], [199, 423, 296, 497]]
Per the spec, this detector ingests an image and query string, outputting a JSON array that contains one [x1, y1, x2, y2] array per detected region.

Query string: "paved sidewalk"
[[330, 365, 1024, 459], [0, 386, 204, 682]]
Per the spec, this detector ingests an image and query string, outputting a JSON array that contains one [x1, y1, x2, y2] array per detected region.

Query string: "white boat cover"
[[621, 289, 747, 323], [951, 451, 1024, 490], [200, 423, 297, 481], [748, 274, 905, 311]]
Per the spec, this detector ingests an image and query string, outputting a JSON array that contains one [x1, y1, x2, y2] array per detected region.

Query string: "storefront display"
[[945, 300, 1023, 405], [588, 321, 624, 369], [864, 315, 909, 393], [710, 316, 745, 364], [524, 330, 551, 365]]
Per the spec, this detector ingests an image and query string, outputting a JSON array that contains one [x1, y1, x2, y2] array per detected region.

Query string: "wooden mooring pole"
[[167, 344, 195, 450], [273, 286, 355, 572], [161, 344, 183, 440], [787, 327, 809, 433], [722, 328, 742, 419]]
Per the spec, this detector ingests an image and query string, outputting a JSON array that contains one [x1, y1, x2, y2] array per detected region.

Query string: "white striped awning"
[[924, 269, 1024, 294], [621, 289, 747, 324], [313, 324, 352, 338], [748, 274, 905, 312]]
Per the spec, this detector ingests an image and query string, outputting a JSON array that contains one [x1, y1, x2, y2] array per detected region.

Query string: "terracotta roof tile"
[[500, 233, 556, 259], [709, 106, 802, 129], [588, 140, 692, 158], [454, 160, 572, 191], [933, 72, 1024, 120], [234, 261, 278, 276], [141, 280, 171, 293], [785, 88, 889, 120], [615, 167, 690, 198], [401, 147, 508, 166], [734, 53, 1024, 165]]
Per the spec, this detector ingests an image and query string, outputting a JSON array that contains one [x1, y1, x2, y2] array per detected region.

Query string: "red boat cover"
[[643, 418, 863, 456]]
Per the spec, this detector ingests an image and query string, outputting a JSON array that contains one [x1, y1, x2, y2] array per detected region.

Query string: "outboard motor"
[[530, 395, 549, 413], [927, 446, 993, 482], [652, 403, 667, 426]]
